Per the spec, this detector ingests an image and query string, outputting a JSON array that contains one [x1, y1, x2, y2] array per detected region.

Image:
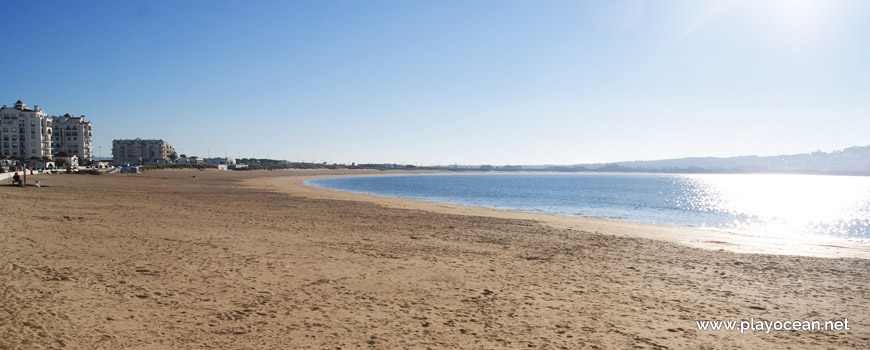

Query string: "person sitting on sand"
[[12, 173, 22, 186]]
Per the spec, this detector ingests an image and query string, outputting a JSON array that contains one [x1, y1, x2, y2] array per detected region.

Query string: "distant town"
[[3, 99, 869, 176], [0, 99, 447, 173]]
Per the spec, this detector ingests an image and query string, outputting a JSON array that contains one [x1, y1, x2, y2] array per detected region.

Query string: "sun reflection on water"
[[676, 174, 870, 242]]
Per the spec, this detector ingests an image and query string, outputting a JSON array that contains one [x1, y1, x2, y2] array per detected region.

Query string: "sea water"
[[306, 173, 870, 243]]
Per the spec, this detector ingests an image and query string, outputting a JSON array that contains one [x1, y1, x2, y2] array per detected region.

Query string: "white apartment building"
[[112, 138, 176, 164], [205, 157, 236, 166], [51, 113, 93, 161], [0, 100, 53, 159]]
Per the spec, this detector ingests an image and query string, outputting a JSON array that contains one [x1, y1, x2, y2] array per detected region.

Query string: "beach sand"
[[1, 169, 868, 349]]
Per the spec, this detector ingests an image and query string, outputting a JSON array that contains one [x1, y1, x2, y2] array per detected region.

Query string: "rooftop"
[[2, 100, 37, 112]]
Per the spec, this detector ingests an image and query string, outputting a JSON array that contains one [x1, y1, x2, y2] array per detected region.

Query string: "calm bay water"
[[306, 173, 870, 243]]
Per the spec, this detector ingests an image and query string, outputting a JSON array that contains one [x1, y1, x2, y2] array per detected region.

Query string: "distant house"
[[205, 157, 236, 166], [120, 166, 140, 174], [177, 156, 204, 164], [53, 152, 79, 168], [34, 161, 56, 170]]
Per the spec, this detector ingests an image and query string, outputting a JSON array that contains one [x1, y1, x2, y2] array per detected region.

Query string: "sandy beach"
[[1, 169, 868, 349]]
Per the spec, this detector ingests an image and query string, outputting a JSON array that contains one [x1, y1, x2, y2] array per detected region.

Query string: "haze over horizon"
[[2, 0, 868, 165]]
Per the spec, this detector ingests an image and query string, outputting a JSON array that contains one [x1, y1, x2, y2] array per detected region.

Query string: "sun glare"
[[680, 174, 870, 241], [778, 0, 825, 22], [729, 0, 846, 50], [761, 0, 841, 29]]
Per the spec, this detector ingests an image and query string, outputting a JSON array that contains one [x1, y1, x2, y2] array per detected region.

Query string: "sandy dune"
[[1, 169, 867, 349]]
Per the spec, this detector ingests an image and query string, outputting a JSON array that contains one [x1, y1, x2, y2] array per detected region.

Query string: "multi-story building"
[[51, 113, 93, 161], [0, 100, 53, 159], [204, 157, 236, 166], [112, 138, 176, 165]]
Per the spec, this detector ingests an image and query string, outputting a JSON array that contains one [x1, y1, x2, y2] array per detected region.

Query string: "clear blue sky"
[[2, 0, 868, 165]]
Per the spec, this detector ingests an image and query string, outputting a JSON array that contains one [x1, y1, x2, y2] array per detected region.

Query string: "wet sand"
[[1, 169, 868, 349]]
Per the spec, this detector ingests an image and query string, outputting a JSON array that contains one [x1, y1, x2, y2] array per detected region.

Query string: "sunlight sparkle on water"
[[678, 174, 870, 242]]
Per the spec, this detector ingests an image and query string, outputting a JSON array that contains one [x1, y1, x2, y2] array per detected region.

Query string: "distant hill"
[[560, 145, 870, 175]]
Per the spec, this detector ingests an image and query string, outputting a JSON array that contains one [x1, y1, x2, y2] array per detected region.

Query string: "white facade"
[[54, 152, 79, 168], [205, 157, 236, 166], [177, 156, 204, 164], [52, 113, 93, 161], [0, 100, 53, 159]]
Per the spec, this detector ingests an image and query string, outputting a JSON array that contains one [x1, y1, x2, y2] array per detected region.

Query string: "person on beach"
[[12, 173, 22, 186]]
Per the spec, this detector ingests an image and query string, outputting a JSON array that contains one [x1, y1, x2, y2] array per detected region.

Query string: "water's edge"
[[304, 173, 870, 245]]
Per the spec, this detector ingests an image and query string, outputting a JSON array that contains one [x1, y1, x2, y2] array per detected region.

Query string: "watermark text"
[[695, 318, 849, 334]]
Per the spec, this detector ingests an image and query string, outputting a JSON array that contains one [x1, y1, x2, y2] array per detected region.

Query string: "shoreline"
[[244, 169, 870, 259]]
